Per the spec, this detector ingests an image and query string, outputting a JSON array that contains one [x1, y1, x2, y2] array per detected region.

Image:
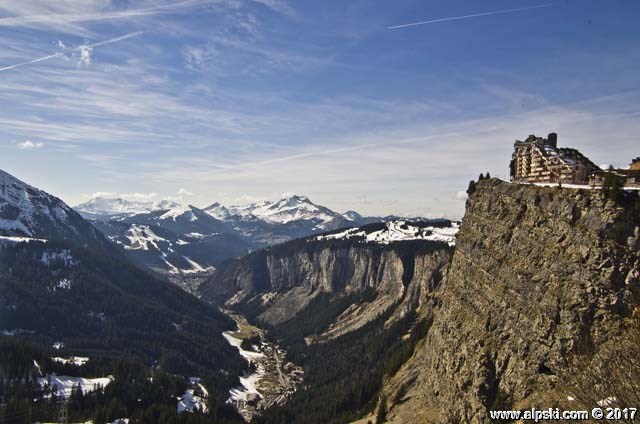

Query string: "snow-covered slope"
[[1, 169, 72, 236], [75, 197, 180, 218], [0, 168, 107, 247], [317, 220, 460, 246]]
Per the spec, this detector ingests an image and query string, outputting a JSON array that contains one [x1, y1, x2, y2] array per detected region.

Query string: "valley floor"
[[222, 311, 303, 422]]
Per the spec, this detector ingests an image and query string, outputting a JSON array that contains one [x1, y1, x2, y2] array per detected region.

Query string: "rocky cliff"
[[380, 179, 640, 423], [200, 233, 453, 342]]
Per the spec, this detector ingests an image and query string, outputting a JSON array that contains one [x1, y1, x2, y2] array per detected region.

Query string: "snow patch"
[[124, 225, 166, 251], [177, 378, 209, 414], [52, 278, 72, 291], [41, 249, 76, 267], [597, 396, 617, 407], [38, 374, 113, 398], [0, 235, 47, 243], [52, 356, 89, 366], [222, 330, 265, 403]]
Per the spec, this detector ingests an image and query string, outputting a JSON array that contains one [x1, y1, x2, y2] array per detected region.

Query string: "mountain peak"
[[203, 202, 232, 220], [158, 204, 200, 221], [0, 168, 108, 247], [1, 168, 72, 237], [279, 193, 308, 201], [342, 210, 363, 221]]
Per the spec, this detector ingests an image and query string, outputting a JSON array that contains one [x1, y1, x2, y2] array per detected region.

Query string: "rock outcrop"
[[200, 236, 452, 341], [382, 180, 640, 423]]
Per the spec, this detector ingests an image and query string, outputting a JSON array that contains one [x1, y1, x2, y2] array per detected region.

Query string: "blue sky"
[[1, 0, 639, 218]]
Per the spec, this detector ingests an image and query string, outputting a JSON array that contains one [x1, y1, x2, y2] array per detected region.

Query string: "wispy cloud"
[[388, 4, 552, 29], [17, 140, 43, 150], [0, 31, 143, 73], [0, 1, 209, 33], [0, 0, 295, 35]]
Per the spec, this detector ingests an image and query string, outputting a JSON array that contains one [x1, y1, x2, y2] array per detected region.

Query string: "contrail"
[[388, 4, 552, 29], [0, 31, 143, 73]]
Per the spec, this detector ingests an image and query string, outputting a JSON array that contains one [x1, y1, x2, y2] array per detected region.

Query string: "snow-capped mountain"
[[203, 202, 233, 221], [1, 169, 107, 247], [75, 197, 180, 218], [231, 194, 339, 224], [131, 204, 235, 235], [342, 210, 364, 222], [91, 204, 251, 276]]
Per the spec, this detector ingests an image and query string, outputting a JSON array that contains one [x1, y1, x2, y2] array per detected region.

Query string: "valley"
[[221, 311, 303, 422]]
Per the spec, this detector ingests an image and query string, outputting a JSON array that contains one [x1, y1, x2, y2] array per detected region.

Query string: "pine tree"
[[602, 166, 623, 202], [467, 180, 477, 195]]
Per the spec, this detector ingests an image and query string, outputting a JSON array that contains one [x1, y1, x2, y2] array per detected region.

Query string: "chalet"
[[588, 158, 640, 188]]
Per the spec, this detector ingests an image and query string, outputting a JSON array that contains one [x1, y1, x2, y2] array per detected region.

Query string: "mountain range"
[[74, 194, 422, 277]]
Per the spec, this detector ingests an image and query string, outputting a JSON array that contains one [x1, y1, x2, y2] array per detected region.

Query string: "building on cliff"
[[510, 134, 640, 187], [588, 159, 640, 188], [510, 133, 601, 185]]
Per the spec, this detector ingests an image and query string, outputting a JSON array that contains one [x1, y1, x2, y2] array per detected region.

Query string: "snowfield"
[[317, 220, 459, 246], [38, 374, 113, 398]]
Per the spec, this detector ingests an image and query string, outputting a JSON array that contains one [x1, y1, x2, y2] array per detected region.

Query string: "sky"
[[1, 0, 639, 219]]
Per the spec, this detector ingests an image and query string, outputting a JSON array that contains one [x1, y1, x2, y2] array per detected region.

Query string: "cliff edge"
[[381, 179, 640, 423]]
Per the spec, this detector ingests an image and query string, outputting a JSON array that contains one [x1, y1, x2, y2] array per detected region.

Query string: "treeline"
[[0, 338, 243, 424]]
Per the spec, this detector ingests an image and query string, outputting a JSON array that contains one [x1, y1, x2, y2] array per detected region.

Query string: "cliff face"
[[200, 238, 451, 341], [382, 180, 640, 423]]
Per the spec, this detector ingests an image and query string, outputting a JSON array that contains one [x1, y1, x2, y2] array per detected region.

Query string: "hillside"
[[0, 168, 246, 422]]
